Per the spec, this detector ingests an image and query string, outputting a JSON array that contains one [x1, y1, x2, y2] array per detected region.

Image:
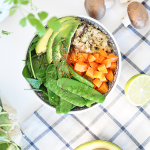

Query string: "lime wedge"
[[125, 74, 150, 106]]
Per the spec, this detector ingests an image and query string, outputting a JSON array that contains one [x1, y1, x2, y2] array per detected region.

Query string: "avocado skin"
[[46, 17, 81, 64], [35, 16, 78, 55]]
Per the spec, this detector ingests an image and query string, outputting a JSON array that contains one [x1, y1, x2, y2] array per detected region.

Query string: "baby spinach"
[[22, 65, 41, 89]]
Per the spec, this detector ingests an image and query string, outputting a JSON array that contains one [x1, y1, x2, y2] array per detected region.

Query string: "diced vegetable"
[[110, 62, 117, 70], [93, 71, 104, 79], [86, 67, 94, 79], [105, 69, 114, 82], [97, 55, 105, 63], [107, 53, 118, 62], [92, 78, 102, 88], [97, 64, 108, 73], [74, 62, 88, 72], [100, 49, 108, 57], [89, 62, 98, 70], [96, 82, 108, 94], [88, 54, 96, 62], [102, 59, 111, 68]]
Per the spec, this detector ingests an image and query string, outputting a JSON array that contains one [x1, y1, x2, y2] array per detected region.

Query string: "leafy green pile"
[[22, 16, 106, 114], [0, 99, 21, 150]]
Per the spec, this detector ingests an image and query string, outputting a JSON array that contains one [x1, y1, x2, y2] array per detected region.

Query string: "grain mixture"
[[71, 24, 112, 54]]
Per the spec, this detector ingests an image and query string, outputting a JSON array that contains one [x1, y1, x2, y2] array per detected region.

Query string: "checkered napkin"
[[20, 1, 150, 150]]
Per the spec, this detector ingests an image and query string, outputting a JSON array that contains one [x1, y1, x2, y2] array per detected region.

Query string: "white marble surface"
[[0, 0, 131, 124]]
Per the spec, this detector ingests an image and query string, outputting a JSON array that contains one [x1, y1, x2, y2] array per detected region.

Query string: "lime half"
[[125, 74, 150, 106]]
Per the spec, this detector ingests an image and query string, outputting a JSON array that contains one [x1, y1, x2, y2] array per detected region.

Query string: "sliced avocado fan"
[[74, 140, 122, 150], [35, 16, 78, 55], [46, 17, 81, 64]]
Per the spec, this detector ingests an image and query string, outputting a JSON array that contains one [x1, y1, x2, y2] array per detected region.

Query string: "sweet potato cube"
[[93, 71, 105, 80], [86, 67, 94, 79], [100, 49, 108, 57], [96, 82, 108, 94], [74, 62, 88, 72], [89, 62, 98, 70], [107, 53, 118, 62], [109, 62, 117, 70], [102, 59, 111, 68], [97, 64, 108, 73], [88, 54, 96, 62], [93, 78, 102, 88], [105, 69, 114, 82]]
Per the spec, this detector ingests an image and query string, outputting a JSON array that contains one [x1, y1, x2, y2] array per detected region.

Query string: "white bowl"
[[25, 15, 121, 114]]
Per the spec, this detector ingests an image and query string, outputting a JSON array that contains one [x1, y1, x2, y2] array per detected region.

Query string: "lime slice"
[[125, 74, 150, 106]]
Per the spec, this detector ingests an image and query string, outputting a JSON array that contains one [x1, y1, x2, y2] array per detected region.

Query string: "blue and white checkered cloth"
[[20, 1, 150, 149]]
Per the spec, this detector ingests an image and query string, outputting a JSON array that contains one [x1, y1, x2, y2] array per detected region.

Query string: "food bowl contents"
[[125, 74, 150, 106], [74, 140, 122, 150], [22, 16, 119, 114], [68, 24, 118, 93], [0, 99, 22, 149], [84, 0, 106, 20], [122, 1, 149, 28]]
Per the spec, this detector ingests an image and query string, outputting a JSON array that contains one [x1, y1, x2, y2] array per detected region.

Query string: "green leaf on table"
[[3, 0, 9, 3], [27, 13, 46, 37], [9, 6, 17, 16], [20, 17, 27, 27], [2, 30, 12, 35], [38, 12, 48, 21], [20, 0, 29, 5], [9, 0, 15, 4], [47, 16, 61, 31]]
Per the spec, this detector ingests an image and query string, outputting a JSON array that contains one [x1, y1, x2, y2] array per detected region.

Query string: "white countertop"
[[0, 0, 132, 124]]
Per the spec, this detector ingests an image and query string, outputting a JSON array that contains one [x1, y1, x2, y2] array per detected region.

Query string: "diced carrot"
[[105, 69, 114, 82], [93, 78, 102, 88], [93, 54, 99, 62], [70, 53, 88, 63], [96, 55, 105, 63], [107, 53, 118, 62], [88, 54, 96, 62], [97, 64, 108, 73], [100, 49, 108, 57], [101, 78, 107, 82], [74, 62, 88, 72], [109, 62, 117, 70], [93, 85, 97, 89], [89, 62, 98, 70], [70, 53, 77, 63], [86, 67, 94, 79], [96, 82, 108, 94], [93, 71, 105, 80], [100, 76, 107, 82], [102, 59, 111, 68], [75, 70, 84, 76]]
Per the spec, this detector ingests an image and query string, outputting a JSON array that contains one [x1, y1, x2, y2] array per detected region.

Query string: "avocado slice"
[[35, 28, 53, 55], [47, 18, 81, 64], [35, 16, 78, 55], [75, 140, 122, 150]]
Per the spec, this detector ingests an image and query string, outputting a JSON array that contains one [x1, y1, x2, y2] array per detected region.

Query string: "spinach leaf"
[[27, 54, 48, 85], [22, 65, 41, 89]]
